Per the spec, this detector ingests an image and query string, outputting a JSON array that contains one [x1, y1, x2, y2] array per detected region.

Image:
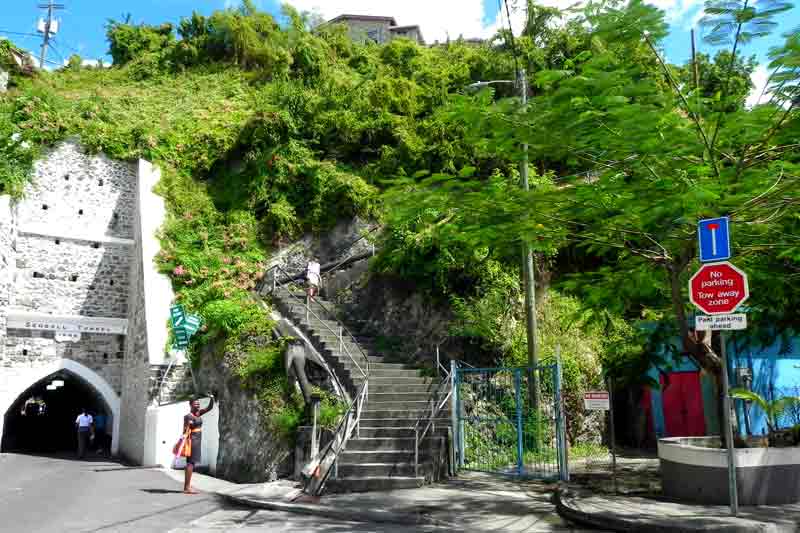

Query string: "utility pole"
[[518, 68, 540, 411], [37, 1, 64, 69]]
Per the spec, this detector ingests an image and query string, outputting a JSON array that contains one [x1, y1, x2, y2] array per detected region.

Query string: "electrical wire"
[[0, 29, 41, 39], [499, 0, 521, 75]]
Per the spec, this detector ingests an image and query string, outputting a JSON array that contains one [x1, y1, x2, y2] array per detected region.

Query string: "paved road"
[[0, 454, 436, 533], [170, 508, 442, 532], [0, 453, 222, 533]]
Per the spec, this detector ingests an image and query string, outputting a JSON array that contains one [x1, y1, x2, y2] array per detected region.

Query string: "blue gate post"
[[514, 369, 524, 475], [555, 346, 570, 481]]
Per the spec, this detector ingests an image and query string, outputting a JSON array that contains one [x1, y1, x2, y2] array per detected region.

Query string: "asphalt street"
[[0, 453, 430, 533], [0, 453, 223, 533]]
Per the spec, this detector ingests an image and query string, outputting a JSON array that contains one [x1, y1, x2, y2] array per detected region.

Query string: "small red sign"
[[689, 261, 749, 315]]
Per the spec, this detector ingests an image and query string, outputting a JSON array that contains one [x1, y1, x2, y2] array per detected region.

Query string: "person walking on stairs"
[[180, 394, 215, 494], [306, 257, 321, 300]]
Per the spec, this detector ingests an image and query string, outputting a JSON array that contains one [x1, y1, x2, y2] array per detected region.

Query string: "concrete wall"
[[341, 19, 393, 43]]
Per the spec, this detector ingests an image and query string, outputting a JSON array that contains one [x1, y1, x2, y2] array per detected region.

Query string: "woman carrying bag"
[[174, 394, 215, 494]]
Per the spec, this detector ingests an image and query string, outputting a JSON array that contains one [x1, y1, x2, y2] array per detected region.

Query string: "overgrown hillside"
[[4, 0, 797, 443]]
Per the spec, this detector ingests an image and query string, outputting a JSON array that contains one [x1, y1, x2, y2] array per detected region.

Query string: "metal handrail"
[[412, 364, 453, 478], [259, 263, 370, 495], [264, 264, 370, 379]]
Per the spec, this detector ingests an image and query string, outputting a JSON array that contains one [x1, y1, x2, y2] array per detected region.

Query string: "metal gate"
[[454, 362, 568, 480]]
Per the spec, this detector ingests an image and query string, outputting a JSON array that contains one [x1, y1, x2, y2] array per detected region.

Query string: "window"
[[98, 179, 104, 186], [55, 239, 60, 245], [69, 274, 78, 282], [42, 204, 48, 211], [78, 209, 84, 216], [92, 242, 101, 249], [64, 173, 70, 181], [366, 29, 379, 43], [33, 272, 44, 279]]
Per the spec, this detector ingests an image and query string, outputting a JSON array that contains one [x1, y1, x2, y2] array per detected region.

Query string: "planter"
[[658, 436, 800, 505]]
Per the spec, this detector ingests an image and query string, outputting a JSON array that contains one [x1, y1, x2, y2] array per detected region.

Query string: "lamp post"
[[467, 70, 540, 410]]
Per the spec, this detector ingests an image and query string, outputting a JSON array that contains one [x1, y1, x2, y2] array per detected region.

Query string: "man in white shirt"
[[75, 408, 93, 459]]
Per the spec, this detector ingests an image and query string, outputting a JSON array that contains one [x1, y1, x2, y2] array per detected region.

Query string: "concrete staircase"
[[273, 287, 450, 493]]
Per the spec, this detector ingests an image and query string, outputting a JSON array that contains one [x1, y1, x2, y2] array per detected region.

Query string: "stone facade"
[[0, 141, 138, 455], [14, 236, 131, 318]]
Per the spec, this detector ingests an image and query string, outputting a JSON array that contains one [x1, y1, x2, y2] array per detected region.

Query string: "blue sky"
[[1, 0, 797, 71]]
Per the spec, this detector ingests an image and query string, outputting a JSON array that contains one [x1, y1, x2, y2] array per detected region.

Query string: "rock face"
[[0, 69, 8, 93], [194, 344, 293, 483], [334, 272, 459, 366], [267, 217, 375, 279]]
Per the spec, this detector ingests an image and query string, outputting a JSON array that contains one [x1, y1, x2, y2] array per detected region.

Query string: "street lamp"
[[467, 70, 540, 409]]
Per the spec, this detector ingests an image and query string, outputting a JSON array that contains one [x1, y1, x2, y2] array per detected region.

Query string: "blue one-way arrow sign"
[[698, 216, 731, 262]]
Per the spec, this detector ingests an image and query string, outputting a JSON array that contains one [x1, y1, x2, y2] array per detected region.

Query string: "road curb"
[[223, 492, 449, 527], [554, 489, 796, 533]]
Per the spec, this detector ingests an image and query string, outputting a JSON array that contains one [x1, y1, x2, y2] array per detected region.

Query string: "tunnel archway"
[[0, 360, 120, 455]]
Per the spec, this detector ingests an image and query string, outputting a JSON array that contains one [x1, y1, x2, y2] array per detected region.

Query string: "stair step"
[[359, 413, 449, 425], [366, 383, 438, 394], [347, 437, 444, 452], [324, 476, 425, 493], [357, 427, 449, 438], [335, 462, 419, 478], [366, 400, 437, 411], [340, 450, 431, 463], [367, 392, 442, 402]]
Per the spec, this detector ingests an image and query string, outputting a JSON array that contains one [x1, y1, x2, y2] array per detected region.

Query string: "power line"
[[0, 29, 41, 38]]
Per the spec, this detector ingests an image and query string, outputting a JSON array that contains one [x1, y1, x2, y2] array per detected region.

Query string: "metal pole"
[[451, 360, 459, 470], [608, 376, 617, 494], [555, 345, 569, 482], [39, 2, 53, 69], [721, 332, 739, 515], [518, 68, 540, 411], [515, 369, 524, 475]]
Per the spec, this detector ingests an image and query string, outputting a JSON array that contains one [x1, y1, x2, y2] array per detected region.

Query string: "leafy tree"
[[678, 51, 757, 110], [384, 0, 800, 441]]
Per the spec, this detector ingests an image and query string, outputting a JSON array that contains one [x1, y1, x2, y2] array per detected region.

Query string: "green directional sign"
[[184, 314, 202, 336], [170, 304, 186, 329], [170, 304, 202, 349]]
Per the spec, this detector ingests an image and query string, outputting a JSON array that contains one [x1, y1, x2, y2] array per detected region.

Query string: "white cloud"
[[746, 64, 772, 108]]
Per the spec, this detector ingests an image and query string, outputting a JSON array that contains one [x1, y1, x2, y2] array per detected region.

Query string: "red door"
[[661, 371, 706, 437]]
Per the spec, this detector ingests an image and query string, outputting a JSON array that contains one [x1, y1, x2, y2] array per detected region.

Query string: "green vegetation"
[[731, 389, 800, 435], [2, 0, 799, 446]]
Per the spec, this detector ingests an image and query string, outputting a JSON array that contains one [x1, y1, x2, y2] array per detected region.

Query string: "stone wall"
[[2, 329, 124, 394], [0, 197, 17, 362], [0, 141, 137, 456], [194, 344, 293, 483], [16, 141, 136, 240], [14, 236, 131, 318]]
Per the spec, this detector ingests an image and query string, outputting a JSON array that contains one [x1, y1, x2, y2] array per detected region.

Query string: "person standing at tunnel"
[[181, 394, 214, 494], [75, 408, 93, 459]]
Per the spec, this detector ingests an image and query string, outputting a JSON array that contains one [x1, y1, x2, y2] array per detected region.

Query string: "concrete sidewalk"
[[162, 469, 590, 531], [556, 489, 799, 533]]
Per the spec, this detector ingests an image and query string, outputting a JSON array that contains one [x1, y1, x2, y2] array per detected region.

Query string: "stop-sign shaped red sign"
[[689, 261, 749, 315]]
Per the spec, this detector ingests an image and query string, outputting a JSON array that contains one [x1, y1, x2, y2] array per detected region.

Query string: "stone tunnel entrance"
[[1, 369, 114, 455]]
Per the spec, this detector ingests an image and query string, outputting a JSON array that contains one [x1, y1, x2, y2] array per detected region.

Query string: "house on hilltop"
[[325, 14, 425, 45]]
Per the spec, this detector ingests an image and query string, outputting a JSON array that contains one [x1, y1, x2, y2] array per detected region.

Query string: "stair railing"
[[412, 358, 454, 478], [258, 263, 370, 495]]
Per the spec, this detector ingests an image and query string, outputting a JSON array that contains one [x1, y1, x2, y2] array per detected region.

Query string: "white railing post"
[[414, 426, 419, 478], [339, 326, 343, 354], [436, 345, 440, 378]]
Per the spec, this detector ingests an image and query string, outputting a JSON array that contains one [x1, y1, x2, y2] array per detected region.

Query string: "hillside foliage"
[[2, 0, 798, 441]]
